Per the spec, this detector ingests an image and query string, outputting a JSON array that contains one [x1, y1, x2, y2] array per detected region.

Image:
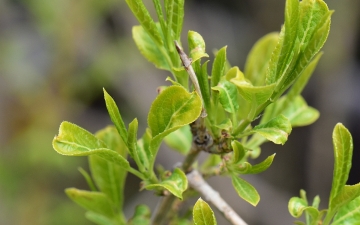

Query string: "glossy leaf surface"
[[252, 115, 292, 145], [231, 175, 260, 206], [53, 122, 130, 169], [193, 198, 217, 225], [145, 168, 188, 199]]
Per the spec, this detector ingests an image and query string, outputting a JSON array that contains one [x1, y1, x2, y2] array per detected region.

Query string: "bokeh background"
[[1, 0, 360, 224]]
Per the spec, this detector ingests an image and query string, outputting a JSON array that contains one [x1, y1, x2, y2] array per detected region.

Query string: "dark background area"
[[1, 0, 360, 224]]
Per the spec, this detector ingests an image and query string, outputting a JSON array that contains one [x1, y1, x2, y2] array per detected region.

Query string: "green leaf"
[[198, 60, 211, 113], [137, 128, 153, 169], [211, 80, 239, 114], [127, 118, 148, 171], [148, 85, 202, 162], [331, 183, 360, 212], [231, 175, 260, 206], [232, 154, 276, 174], [165, 0, 184, 42], [53, 121, 130, 169], [230, 67, 276, 107], [78, 167, 97, 192], [164, 125, 192, 155], [65, 188, 115, 218], [282, 95, 319, 127], [133, 25, 170, 70], [332, 195, 360, 225], [103, 88, 128, 144], [193, 198, 217, 225], [211, 46, 227, 88], [244, 32, 279, 86], [288, 197, 320, 222], [188, 31, 209, 63], [125, 0, 163, 45], [127, 205, 151, 225], [145, 168, 188, 199], [329, 123, 353, 207], [252, 115, 292, 145], [231, 140, 246, 164], [89, 126, 128, 210]]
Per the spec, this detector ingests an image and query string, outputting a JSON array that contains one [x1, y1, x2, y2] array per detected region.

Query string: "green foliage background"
[[0, 0, 359, 224]]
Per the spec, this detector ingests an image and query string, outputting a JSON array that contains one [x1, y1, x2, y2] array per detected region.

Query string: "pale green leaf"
[[231, 175, 260, 206], [133, 25, 170, 70], [145, 168, 188, 199], [103, 88, 128, 144], [331, 183, 360, 212], [165, 0, 184, 41], [78, 167, 97, 192], [193, 198, 217, 225], [231, 140, 246, 164], [282, 95, 319, 127], [198, 60, 211, 113], [244, 32, 279, 86], [288, 197, 320, 222], [85, 211, 117, 225], [233, 154, 276, 174], [65, 188, 115, 218], [329, 123, 353, 206], [332, 195, 360, 225], [188, 31, 209, 63], [53, 122, 130, 169], [211, 80, 239, 113], [164, 125, 192, 155], [252, 115, 292, 145], [125, 0, 163, 45], [137, 128, 153, 168], [148, 85, 202, 161]]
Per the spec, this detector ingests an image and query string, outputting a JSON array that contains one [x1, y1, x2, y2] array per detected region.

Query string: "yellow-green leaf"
[[193, 198, 217, 225]]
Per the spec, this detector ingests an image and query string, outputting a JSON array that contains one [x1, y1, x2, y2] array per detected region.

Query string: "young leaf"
[[244, 32, 279, 86], [330, 183, 360, 212], [103, 88, 128, 144], [188, 31, 209, 63], [281, 96, 319, 127], [252, 114, 292, 145], [65, 188, 115, 218], [288, 197, 320, 222], [89, 126, 128, 209], [78, 167, 97, 192], [53, 122, 130, 169], [148, 85, 202, 161], [329, 123, 353, 207], [332, 195, 360, 225], [231, 140, 246, 164], [198, 60, 211, 113], [232, 154, 276, 174], [145, 168, 188, 199], [211, 46, 227, 88], [85, 211, 117, 225], [133, 25, 170, 71], [127, 118, 148, 171], [193, 198, 217, 225], [164, 125, 192, 155], [231, 175, 260, 206], [137, 128, 153, 168], [211, 80, 239, 114], [127, 205, 151, 225], [125, 0, 163, 45], [165, 0, 184, 42]]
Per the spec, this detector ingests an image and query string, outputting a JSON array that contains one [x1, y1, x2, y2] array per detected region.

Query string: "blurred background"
[[0, 0, 360, 224]]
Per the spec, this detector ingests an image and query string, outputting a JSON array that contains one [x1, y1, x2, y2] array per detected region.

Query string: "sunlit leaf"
[[281, 96, 319, 127], [232, 154, 276, 174], [288, 197, 320, 222], [211, 46, 227, 88], [252, 115, 292, 145], [231, 175, 260, 206], [193, 198, 217, 225], [231, 140, 246, 164], [332, 195, 360, 225], [188, 31, 209, 63], [145, 168, 188, 199], [148, 85, 202, 162], [53, 122, 130, 169], [331, 183, 360, 212]]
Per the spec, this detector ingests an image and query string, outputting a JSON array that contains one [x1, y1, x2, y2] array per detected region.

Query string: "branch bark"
[[187, 169, 248, 225]]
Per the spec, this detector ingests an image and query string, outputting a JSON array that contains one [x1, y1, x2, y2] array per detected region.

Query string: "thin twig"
[[187, 169, 248, 225], [174, 41, 207, 118]]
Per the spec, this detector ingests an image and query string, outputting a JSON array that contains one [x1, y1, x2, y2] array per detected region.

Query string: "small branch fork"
[[152, 42, 247, 225]]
